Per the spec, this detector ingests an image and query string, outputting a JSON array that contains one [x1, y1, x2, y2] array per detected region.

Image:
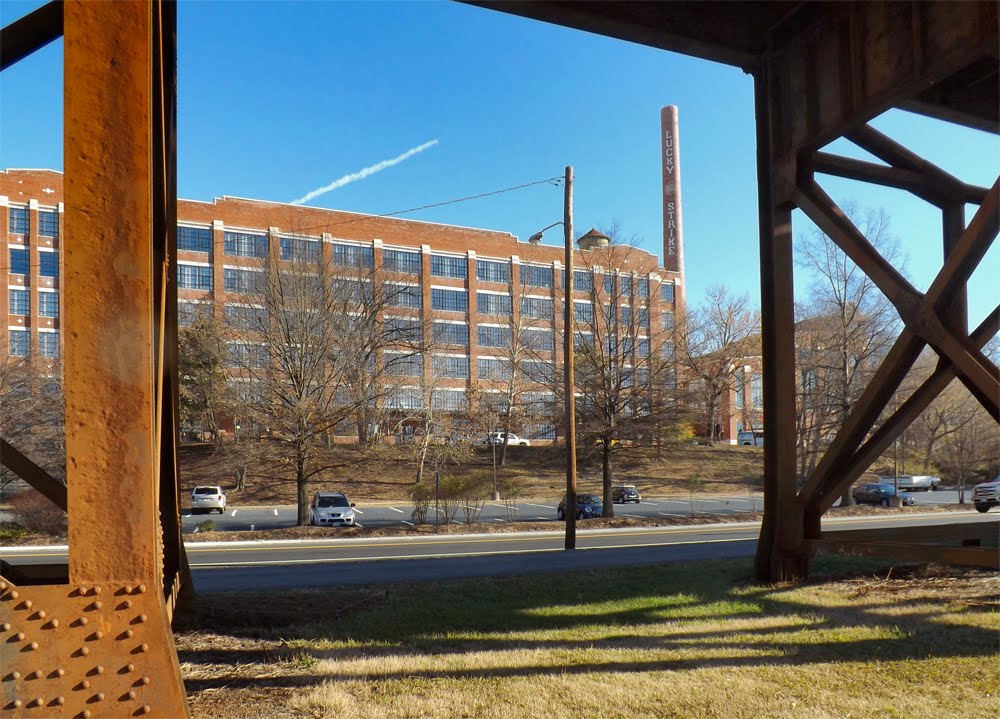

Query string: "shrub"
[[8, 490, 67, 536], [196, 520, 216, 533], [409, 482, 432, 524]]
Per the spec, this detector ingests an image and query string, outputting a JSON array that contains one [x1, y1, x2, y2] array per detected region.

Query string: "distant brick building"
[[2, 168, 683, 441]]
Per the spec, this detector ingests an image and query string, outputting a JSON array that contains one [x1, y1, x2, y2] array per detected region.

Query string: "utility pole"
[[563, 165, 577, 550]]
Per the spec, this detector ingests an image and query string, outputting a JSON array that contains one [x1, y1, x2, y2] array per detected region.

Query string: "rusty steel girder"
[[1, 1, 189, 716]]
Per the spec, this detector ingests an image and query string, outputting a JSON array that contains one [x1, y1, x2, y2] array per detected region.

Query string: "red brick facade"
[[3, 168, 683, 440]]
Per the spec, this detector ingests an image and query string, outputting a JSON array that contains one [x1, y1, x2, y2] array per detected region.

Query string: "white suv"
[[973, 477, 1000, 513], [191, 486, 227, 514], [484, 432, 530, 446]]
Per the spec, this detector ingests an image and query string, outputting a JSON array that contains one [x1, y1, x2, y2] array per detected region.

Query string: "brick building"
[[2, 168, 683, 441]]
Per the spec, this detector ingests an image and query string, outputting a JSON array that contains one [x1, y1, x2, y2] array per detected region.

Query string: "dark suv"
[[557, 494, 603, 520], [612, 485, 641, 504]]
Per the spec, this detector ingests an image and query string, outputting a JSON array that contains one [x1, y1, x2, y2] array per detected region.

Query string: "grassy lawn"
[[178, 558, 999, 718]]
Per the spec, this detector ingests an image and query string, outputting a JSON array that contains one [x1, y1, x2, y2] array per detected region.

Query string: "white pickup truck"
[[876, 475, 941, 492], [972, 477, 1000, 513]]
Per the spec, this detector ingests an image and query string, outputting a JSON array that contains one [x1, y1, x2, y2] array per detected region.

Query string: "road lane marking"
[[401, 520, 414, 526], [489, 503, 506, 509], [9, 514, 989, 559], [642, 501, 658, 506], [231, 510, 238, 517], [493, 518, 505, 522], [355, 523, 364, 528], [191, 537, 756, 568], [659, 512, 687, 517], [621, 513, 642, 518], [273, 509, 278, 516], [388, 507, 405, 514], [524, 503, 555, 509]]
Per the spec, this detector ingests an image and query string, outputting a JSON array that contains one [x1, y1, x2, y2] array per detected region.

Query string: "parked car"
[[876, 474, 941, 492], [972, 476, 1000, 513], [309, 491, 357, 527], [737, 430, 764, 447], [484, 432, 530, 447], [852, 483, 916, 507], [557, 494, 603, 520], [191, 485, 227, 514], [611, 485, 641, 504]]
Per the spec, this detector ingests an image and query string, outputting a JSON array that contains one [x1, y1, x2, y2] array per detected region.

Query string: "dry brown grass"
[[178, 442, 769, 505], [177, 559, 1000, 719]]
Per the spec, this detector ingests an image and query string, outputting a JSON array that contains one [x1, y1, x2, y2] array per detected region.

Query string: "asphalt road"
[[181, 488, 973, 533], [5, 512, 996, 592]]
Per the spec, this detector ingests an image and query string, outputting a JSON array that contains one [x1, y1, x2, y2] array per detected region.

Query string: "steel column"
[[752, 67, 806, 582], [1, 2, 190, 716]]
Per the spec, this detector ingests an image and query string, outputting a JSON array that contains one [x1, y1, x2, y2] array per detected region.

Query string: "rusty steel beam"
[[795, 178, 999, 418], [753, 67, 807, 582], [769, 2, 998, 168], [0, 0, 62, 71], [0, 438, 67, 510], [817, 308, 999, 506], [810, 538, 1000, 569], [1, 2, 190, 717], [801, 330, 926, 520], [821, 519, 1000, 545], [846, 124, 990, 205]]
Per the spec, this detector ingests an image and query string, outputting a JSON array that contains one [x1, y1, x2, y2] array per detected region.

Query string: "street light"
[[529, 165, 577, 550]]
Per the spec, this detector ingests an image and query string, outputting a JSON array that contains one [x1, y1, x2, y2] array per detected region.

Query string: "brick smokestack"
[[660, 105, 684, 275]]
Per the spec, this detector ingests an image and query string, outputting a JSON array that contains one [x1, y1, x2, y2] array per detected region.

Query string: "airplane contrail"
[[291, 139, 440, 205]]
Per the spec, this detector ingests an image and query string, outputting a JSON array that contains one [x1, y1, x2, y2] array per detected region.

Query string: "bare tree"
[[0, 354, 65, 497], [676, 284, 760, 445], [564, 237, 681, 516], [936, 392, 999, 504], [224, 238, 416, 525], [795, 205, 901, 505], [178, 314, 229, 443]]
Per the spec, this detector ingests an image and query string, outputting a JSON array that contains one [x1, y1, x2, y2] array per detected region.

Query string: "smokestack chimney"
[[661, 105, 684, 275]]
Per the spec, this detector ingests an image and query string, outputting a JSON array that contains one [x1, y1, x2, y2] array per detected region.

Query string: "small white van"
[[737, 430, 764, 447]]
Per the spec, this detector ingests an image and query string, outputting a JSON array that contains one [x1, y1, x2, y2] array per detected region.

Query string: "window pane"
[[332, 243, 374, 267], [10, 330, 29, 356], [10, 249, 29, 275], [521, 297, 553, 320], [661, 283, 675, 303], [224, 231, 268, 257], [223, 268, 262, 294], [432, 322, 468, 346], [386, 284, 421, 308], [433, 355, 469, 379], [39, 333, 59, 358], [476, 259, 510, 284], [521, 264, 553, 288], [430, 255, 467, 279], [39, 210, 59, 238], [432, 288, 468, 312], [8, 207, 29, 234], [281, 237, 322, 261], [476, 292, 512, 316], [38, 292, 59, 317], [179, 264, 214, 290], [383, 249, 421, 274], [39, 252, 58, 277], [9, 289, 28, 315], [178, 225, 213, 253]]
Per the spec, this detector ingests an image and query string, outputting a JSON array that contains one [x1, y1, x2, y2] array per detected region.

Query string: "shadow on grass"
[[177, 557, 998, 693]]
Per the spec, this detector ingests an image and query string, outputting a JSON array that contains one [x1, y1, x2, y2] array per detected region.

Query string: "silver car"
[[191, 485, 227, 514], [310, 491, 357, 526]]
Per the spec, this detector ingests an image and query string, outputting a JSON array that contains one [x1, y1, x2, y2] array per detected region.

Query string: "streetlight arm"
[[527, 221, 564, 244]]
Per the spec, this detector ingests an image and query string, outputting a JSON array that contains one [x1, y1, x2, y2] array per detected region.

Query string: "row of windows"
[[476, 292, 512, 316], [383, 249, 421, 274], [9, 330, 59, 357], [8, 289, 59, 316], [476, 259, 509, 284], [8, 208, 59, 238], [9, 249, 58, 277]]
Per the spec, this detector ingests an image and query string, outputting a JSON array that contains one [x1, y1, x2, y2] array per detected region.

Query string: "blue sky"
[[2, 0, 996, 327]]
